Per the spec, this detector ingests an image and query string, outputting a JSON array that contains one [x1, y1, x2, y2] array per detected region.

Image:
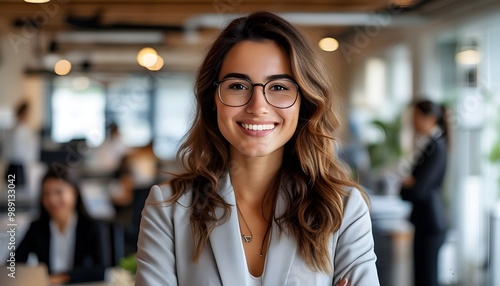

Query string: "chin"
[[238, 145, 284, 158], [50, 211, 67, 219], [239, 149, 271, 158]]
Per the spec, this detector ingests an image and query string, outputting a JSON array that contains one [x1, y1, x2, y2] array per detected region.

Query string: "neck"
[[54, 212, 75, 233], [229, 148, 282, 208]]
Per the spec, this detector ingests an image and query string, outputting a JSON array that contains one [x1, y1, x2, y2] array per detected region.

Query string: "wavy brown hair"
[[168, 11, 367, 273]]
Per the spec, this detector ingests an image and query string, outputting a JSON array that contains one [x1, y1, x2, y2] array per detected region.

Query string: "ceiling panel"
[[0, 0, 428, 74]]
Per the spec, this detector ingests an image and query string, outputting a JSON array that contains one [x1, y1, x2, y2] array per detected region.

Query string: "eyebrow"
[[221, 73, 294, 81]]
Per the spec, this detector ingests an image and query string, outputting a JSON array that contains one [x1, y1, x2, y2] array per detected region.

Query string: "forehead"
[[219, 40, 292, 81], [43, 179, 72, 191]]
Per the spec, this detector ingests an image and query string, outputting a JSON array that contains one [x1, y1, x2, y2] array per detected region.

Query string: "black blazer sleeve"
[[15, 222, 36, 263], [15, 220, 50, 265], [401, 136, 447, 203]]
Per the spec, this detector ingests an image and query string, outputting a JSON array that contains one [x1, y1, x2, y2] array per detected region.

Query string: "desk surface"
[[70, 268, 134, 286], [0, 267, 134, 286]]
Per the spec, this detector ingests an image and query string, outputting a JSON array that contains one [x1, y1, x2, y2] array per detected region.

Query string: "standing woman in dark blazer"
[[16, 167, 107, 285], [401, 100, 450, 286]]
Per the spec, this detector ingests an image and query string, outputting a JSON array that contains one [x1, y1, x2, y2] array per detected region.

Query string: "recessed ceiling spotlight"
[[147, 55, 164, 71], [24, 0, 51, 3], [54, 59, 71, 76], [319, 37, 339, 52], [137, 47, 158, 68]]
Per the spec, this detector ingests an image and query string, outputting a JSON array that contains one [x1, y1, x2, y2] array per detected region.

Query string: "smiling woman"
[[15, 167, 107, 285], [136, 11, 379, 286]]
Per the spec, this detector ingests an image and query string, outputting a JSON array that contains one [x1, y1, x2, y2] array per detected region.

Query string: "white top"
[[247, 273, 262, 286], [87, 137, 129, 172], [238, 220, 269, 286], [1, 123, 39, 163], [242, 247, 263, 286], [49, 214, 78, 274]]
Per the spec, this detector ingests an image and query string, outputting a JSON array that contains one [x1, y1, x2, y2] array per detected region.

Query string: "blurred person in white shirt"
[[86, 122, 129, 174], [2, 100, 39, 189]]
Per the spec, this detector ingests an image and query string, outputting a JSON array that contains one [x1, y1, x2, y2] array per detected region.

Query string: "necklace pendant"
[[242, 235, 253, 243]]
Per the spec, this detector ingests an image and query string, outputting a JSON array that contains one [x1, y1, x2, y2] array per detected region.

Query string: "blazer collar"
[[208, 173, 246, 284], [263, 190, 297, 285], [208, 173, 297, 285]]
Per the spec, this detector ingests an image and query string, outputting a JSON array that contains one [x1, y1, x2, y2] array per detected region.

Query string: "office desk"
[[70, 268, 134, 286]]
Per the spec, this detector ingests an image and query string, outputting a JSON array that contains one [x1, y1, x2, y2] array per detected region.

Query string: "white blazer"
[[135, 174, 379, 286]]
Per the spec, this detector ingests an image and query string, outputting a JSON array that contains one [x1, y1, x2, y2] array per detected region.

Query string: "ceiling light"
[[392, 0, 416, 7], [456, 50, 481, 65], [24, 0, 51, 3], [147, 55, 164, 71], [54, 59, 71, 75], [137, 47, 158, 67], [319, 37, 339, 52]]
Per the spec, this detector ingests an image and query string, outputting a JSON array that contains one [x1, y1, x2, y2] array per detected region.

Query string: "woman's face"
[[413, 107, 437, 135], [42, 178, 78, 221], [216, 40, 301, 159]]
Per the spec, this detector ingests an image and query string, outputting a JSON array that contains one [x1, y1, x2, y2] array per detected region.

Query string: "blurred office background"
[[0, 0, 499, 285]]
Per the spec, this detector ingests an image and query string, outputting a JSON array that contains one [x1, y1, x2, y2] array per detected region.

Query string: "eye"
[[227, 82, 249, 90], [268, 83, 290, 91]]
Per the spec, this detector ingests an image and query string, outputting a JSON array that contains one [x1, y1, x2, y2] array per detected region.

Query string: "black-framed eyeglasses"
[[214, 77, 300, 109]]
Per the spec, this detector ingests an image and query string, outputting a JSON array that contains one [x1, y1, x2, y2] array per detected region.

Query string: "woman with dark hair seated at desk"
[[16, 167, 107, 285]]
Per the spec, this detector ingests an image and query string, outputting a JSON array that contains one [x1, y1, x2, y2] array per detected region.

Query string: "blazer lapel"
[[209, 174, 247, 284], [263, 190, 297, 286], [40, 221, 52, 273]]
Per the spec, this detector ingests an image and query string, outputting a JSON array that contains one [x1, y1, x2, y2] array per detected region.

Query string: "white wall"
[[0, 18, 44, 130]]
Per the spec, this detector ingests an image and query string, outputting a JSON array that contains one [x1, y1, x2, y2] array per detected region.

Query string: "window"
[[154, 74, 195, 160], [51, 77, 105, 145], [107, 76, 153, 147]]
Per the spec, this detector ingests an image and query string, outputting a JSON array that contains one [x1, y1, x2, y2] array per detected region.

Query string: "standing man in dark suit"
[[401, 100, 450, 286]]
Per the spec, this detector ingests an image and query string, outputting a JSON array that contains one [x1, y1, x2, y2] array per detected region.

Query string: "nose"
[[44, 194, 57, 209], [245, 84, 269, 114]]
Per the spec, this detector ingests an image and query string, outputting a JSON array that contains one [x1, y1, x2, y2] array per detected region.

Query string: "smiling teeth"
[[241, 123, 275, 131]]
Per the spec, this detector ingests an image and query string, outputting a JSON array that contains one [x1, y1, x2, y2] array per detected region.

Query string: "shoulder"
[[29, 218, 45, 228], [146, 184, 192, 205], [343, 187, 369, 211], [435, 135, 447, 150], [423, 135, 447, 160], [340, 187, 371, 229], [143, 184, 193, 216], [28, 218, 49, 233], [137, 184, 194, 246], [21, 219, 48, 243], [429, 135, 447, 151]]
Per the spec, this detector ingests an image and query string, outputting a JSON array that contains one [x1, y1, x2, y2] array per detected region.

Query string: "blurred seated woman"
[[16, 167, 107, 285]]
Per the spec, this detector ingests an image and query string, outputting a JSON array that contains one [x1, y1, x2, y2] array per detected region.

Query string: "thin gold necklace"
[[236, 203, 254, 243], [236, 202, 273, 257]]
